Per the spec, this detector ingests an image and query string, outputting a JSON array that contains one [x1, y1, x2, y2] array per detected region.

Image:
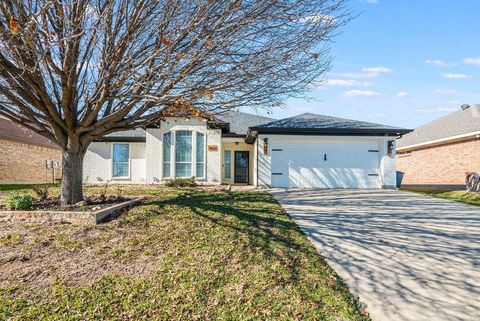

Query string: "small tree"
[[0, 0, 350, 204]]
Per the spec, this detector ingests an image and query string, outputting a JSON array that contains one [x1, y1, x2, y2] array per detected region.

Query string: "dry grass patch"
[[402, 187, 480, 207]]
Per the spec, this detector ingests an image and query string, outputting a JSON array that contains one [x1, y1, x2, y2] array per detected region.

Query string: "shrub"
[[32, 185, 49, 201], [6, 193, 35, 210], [165, 177, 197, 188], [99, 180, 111, 200]]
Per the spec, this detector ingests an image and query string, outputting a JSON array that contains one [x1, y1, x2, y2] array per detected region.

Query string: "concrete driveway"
[[271, 189, 480, 321]]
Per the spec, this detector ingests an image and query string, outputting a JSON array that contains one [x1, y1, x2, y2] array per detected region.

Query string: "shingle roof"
[[96, 111, 410, 142], [104, 128, 146, 138], [216, 111, 275, 135], [397, 105, 480, 149], [0, 117, 58, 148], [97, 111, 274, 141], [250, 112, 410, 134], [98, 128, 146, 142]]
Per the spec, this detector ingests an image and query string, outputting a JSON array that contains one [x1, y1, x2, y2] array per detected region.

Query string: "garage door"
[[270, 140, 381, 188]]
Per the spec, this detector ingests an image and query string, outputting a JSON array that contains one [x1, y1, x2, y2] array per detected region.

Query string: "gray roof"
[[397, 105, 480, 148], [105, 128, 146, 138], [251, 112, 410, 134], [97, 111, 274, 141], [96, 111, 411, 142], [216, 111, 275, 135]]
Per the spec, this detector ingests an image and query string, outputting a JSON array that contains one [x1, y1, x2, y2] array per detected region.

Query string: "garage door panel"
[[270, 140, 381, 189], [288, 166, 379, 188]]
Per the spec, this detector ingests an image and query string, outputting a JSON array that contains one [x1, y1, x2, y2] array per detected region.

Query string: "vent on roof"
[[461, 104, 470, 110]]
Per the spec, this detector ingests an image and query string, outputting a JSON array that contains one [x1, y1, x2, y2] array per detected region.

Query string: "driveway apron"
[[271, 189, 480, 321]]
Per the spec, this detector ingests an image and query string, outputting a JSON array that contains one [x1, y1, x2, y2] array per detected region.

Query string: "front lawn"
[[402, 187, 480, 207], [0, 186, 369, 320]]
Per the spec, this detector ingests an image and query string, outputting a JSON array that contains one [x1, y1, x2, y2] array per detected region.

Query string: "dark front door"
[[234, 151, 249, 183]]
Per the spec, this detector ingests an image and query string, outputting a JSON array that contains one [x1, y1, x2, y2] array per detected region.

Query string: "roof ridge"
[[250, 111, 410, 134], [217, 110, 276, 119], [269, 112, 408, 129]]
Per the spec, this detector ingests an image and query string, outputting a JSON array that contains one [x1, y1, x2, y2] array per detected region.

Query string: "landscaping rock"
[[74, 200, 88, 207]]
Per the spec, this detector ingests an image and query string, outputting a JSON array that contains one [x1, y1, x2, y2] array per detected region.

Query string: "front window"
[[163, 132, 171, 177], [175, 131, 193, 177], [224, 150, 231, 179], [112, 143, 129, 177], [162, 130, 206, 179], [196, 133, 205, 178]]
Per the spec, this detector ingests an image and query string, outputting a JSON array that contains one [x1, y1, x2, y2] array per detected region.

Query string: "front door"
[[234, 151, 249, 183]]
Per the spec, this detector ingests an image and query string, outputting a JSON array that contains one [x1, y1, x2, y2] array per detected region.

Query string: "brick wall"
[[0, 137, 62, 184], [397, 138, 480, 187]]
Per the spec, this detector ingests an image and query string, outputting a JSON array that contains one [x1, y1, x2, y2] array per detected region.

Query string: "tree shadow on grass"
[[151, 189, 373, 318], [143, 189, 336, 286], [148, 190, 306, 246]]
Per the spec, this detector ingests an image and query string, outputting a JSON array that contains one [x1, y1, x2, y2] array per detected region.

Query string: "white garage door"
[[270, 140, 381, 189]]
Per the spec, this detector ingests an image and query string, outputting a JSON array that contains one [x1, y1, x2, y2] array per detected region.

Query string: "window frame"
[[224, 150, 232, 180], [196, 132, 206, 179], [163, 132, 172, 178], [111, 143, 130, 179], [162, 130, 207, 179], [174, 130, 193, 178]]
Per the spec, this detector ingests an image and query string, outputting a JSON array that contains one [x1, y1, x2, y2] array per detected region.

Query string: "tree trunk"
[[61, 151, 85, 205]]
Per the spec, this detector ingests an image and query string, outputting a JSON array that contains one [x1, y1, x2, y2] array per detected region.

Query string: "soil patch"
[[0, 195, 130, 212]]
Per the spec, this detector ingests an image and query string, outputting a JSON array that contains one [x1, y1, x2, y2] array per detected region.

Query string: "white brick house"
[[83, 112, 411, 189]]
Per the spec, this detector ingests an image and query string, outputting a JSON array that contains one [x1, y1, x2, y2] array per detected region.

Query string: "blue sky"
[[250, 0, 480, 129]]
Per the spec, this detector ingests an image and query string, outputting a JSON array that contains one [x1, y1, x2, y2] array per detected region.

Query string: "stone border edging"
[[0, 198, 142, 225]]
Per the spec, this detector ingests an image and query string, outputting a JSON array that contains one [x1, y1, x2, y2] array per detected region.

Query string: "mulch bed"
[[0, 195, 131, 212]]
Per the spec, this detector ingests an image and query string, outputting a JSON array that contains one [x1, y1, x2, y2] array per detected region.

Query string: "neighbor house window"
[[112, 143, 129, 177], [196, 132, 205, 178], [224, 150, 231, 179], [175, 131, 193, 177], [163, 132, 171, 177]]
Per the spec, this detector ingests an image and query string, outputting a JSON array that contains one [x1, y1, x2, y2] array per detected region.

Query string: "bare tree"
[[0, 0, 350, 204]]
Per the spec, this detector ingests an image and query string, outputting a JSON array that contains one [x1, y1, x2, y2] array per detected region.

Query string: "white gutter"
[[397, 130, 480, 151]]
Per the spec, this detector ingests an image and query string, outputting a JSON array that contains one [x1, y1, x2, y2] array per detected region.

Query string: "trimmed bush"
[[6, 193, 35, 210], [165, 177, 197, 188]]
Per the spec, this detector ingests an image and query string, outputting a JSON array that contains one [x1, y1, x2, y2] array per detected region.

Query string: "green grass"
[[0, 187, 370, 321], [0, 184, 59, 192], [402, 187, 480, 207]]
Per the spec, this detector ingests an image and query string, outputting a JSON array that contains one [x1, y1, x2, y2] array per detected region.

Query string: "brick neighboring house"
[[397, 104, 480, 189], [0, 117, 62, 184]]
